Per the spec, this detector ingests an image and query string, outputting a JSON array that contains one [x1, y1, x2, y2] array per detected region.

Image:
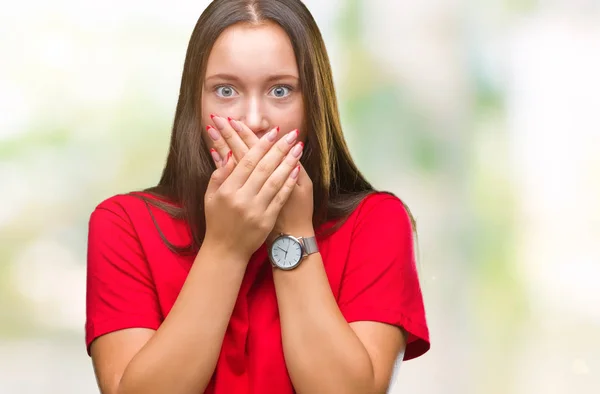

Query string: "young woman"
[[85, 1, 430, 393]]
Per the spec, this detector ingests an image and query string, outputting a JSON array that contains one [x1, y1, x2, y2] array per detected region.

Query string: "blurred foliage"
[[338, 1, 526, 393], [337, 0, 440, 176]]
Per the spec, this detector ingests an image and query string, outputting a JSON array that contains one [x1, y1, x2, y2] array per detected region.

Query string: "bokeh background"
[[1, 0, 599, 393]]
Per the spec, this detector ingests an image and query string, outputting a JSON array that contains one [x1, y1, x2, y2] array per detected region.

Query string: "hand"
[[207, 115, 315, 239], [204, 124, 304, 261]]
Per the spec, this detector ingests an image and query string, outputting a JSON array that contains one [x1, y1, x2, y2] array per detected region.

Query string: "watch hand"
[[283, 244, 289, 259]]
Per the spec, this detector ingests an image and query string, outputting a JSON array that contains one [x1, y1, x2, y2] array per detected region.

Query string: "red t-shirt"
[[86, 191, 430, 393]]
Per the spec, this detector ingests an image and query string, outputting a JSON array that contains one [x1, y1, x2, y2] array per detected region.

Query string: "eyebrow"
[[204, 73, 299, 83]]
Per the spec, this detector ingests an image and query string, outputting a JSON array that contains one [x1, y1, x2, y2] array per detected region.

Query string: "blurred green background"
[[1, 0, 599, 393]]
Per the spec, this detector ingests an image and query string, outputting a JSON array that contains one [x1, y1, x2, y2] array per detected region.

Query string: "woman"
[[85, 0, 430, 393]]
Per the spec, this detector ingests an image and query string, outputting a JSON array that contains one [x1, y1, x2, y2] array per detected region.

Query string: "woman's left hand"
[[207, 115, 315, 239]]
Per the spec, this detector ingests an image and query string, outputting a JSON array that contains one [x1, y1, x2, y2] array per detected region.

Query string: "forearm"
[[118, 242, 247, 394], [273, 250, 375, 394]]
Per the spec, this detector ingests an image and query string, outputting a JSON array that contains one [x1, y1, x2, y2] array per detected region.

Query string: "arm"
[[272, 226, 406, 394], [207, 117, 428, 391], [91, 239, 247, 394], [90, 125, 304, 394]]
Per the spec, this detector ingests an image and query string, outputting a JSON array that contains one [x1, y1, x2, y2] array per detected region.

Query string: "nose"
[[240, 96, 269, 136]]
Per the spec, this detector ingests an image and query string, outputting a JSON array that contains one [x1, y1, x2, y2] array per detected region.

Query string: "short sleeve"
[[85, 201, 162, 355], [338, 195, 430, 360]]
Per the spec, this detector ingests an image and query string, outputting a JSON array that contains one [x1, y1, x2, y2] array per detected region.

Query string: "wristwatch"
[[268, 233, 319, 270]]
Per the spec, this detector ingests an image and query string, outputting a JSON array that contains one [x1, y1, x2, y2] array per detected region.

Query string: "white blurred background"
[[1, 0, 599, 393]]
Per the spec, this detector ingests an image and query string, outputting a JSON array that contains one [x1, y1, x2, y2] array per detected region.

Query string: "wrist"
[[200, 237, 252, 266], [288, 227, 315, 239], [273, 224, 315, 239]]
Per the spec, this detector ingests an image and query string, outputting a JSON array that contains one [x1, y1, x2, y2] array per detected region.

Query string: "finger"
[[265, 164, 301, 217], [256, 140, 303, 203], [221, 127, 281, 190], [228, 118, 260, 150], [210, 148, 222, 168], [205, 151, 234, 196], [206, 124, 231, 161], [241, 129, 300, 196], [211, 115, 250, 161]]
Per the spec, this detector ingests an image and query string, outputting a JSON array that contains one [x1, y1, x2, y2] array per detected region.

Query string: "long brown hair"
[[139, 0, 405, 253]]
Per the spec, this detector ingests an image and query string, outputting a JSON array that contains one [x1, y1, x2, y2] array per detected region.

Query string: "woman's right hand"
[[204, 126, 304, 260]]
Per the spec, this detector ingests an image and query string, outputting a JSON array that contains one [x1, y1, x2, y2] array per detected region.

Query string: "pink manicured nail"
[[229, 118, 242, 133], [210, 148, 221, 164], [206, 125, 220, 141], [290, 165, 300, 179], [212, 116, 227, 130], [224, 150, 232, 165], [291, 142, 303, 158], [285, 129, 298, 144], [266, 127, 278, 142]]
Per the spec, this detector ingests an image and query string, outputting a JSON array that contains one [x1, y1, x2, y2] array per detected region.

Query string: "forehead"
[[205, 22, 299, 79]]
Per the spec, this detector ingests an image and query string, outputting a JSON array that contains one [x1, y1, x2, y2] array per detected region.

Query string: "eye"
[[269, 85, 292, 98], [215, 85, 238, 98]]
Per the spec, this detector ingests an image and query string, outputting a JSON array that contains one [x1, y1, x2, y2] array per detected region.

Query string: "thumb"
[[206, 151, 234, 195]]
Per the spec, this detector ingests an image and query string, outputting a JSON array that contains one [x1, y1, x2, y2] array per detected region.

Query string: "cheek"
[[275, 100, 305, 138], [295, 110, 307, 143], [200, 91, 214, 126], [200, 91, 223, 149]]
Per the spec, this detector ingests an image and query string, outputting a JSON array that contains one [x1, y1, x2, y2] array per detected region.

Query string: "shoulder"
[[349, 192, 414, 237], [91, 191, 176, 224], [88, 193, 150, 243], [89, 192, 177, 242], [93, 192, 154, 216], [89, 192, 189, 251]]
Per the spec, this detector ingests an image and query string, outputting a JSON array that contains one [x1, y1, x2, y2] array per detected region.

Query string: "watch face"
[[270, 236, 303, 270]]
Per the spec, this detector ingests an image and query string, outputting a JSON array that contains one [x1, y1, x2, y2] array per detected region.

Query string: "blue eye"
[[270, 85, 292, 98], [215, 85, 237, 98]]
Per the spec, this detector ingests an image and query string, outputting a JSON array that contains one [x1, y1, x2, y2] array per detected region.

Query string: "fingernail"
[[285, 129, 298, 144], [210, 148, 221, 164], [210, 114, 217, 119], [290, 165, 300, 179], [229, 118, 242, 133], [207, 125, 220, 141], [266, 127, 278, 142], [291, 142, 303, 158], [212, 116, 227, 130], [224, 150, 232, 165]]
